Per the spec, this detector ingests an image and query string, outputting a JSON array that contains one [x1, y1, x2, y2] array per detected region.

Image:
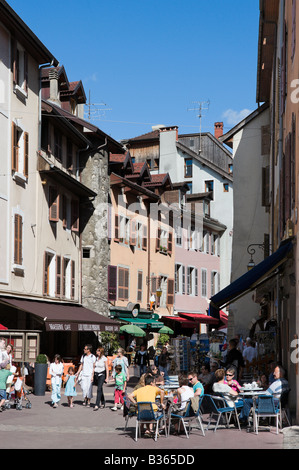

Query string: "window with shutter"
[[62, 195, 67, 229], [11, 122, 18, 172], [24, 132, 29, 178], [56, 255, 61, 297], [67, 139, 73, 171], [201, 269, 207, 297], [195, 268, 198, 296], [71, 199, 79, 232], [167, 231, 173, 255], [167, 278, 174, 306], [49, 187, 59, 222], [71, 260, 75, 299], [43, 252, 54, 296], [14, 214, 22, 265], [54, 128, 62, 161], [114, 214, 119, 242], [108, 265, 117, 301], [156, 227, 161, 251], [118, 267, 129, 300], [182, 265, 186, 295], [142, 224, 147, 250], [130, 219, 136, 246], [137, 271, 143, 302], [62, 257, 69, 298]]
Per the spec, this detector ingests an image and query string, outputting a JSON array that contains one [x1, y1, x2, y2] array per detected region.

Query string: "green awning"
[[118, 317, 164, 329]]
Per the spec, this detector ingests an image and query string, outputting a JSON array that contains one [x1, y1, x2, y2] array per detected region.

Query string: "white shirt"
[[80, 354, 96, 376], [94, 356, 107, 374], [178, 385, 194, 410], [243, 346, 257, 363], [49, 362, 64, 384]]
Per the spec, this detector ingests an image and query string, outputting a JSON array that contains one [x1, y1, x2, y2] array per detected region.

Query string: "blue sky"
[[7, 0, 260, 142]]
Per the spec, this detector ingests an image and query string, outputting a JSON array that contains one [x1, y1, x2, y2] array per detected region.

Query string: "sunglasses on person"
[[226, 373, 234, 377]]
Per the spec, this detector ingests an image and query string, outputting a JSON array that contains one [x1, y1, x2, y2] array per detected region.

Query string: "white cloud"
[[222, 108, 253, 127]]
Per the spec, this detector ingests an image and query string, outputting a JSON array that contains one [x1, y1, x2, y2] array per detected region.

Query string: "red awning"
[[178, 313, 219, 325], [0, 324, 8, 330], [162, 316, 198, 329]]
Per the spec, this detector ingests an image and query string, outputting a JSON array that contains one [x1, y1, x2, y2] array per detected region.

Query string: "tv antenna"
[[187, 100, 210, 153], [84, 90, 112, 121]]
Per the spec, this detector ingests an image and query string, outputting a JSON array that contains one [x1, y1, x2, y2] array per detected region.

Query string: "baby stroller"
[[6, 376, 32, 410]]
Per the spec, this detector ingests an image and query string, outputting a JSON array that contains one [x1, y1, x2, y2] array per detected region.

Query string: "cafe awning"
[[162, 316, 198, 329], [209, 239, 293, 319], [0, 297, 119, 332], [118, 316, 164, 329]]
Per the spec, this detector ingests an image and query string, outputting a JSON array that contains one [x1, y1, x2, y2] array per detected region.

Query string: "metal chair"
[[278, 389, 291, 428], [252, 395, 280, 434], [123, 393, 137, 431], [168, 398, 205, 438], [200, 394, 241, 432], [135, 402, 167, 441]]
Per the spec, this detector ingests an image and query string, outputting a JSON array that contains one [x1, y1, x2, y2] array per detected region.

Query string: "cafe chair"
[[135, 402, 167, 442], [123, 393, 137, 431], [200, 394, 241, 432], [278, 389, 291, 428], [252, 395, 280, 434], [168, 398, 205, 438]]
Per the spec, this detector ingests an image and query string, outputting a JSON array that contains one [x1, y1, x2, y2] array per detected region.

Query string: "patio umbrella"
[[0, 324, 8, 330], [119, 324, 146, 337], [158, 325, 174, 335]]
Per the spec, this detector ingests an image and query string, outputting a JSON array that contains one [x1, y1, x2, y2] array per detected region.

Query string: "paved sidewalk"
[[0, 377, 286, 450]]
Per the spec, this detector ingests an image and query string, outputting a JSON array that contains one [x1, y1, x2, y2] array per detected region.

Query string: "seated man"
[[128, 374, 165, 435], [239, 364, 289, 426], [187, 371, 204, 397]]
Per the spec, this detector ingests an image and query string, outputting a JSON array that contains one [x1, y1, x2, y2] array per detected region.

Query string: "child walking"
[[49, 354, 64, 408], [111, 364, 127, 411], [0, 364, 15, 411], [64, 366, 77, 408]]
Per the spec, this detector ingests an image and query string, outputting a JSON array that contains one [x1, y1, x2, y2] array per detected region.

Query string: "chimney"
[[48, 68, 60, 106], [214, 122, 224, 139]]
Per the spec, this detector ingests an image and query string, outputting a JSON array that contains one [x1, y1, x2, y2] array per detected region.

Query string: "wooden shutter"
[[195, 268, 198, 296], [56, 255, 61, 297], [49, 187, 59, 222], [62, 195, 67, 228], [24, 132, 29, 178], [62, 258, 67, 297], [71, 199, 79, 232], [182, 266, 186, 295], [167, 231, 173, 255], [156, 227, 161, 251], [108, 265, 117, 301], [43, 252, 50, 295], [11, 38, 17, 85], [11, 122, 18, 172], [118, 267, 129, 300], [130, 219, 136, 246], [167, 278, 174, 306], [142, 224, 147, 250], [71, 260, 75, 299], [114, 214, 119, 242], [137, 271, 143, 302], [67, 139, 73, 171], [14, 214, 22, 265]]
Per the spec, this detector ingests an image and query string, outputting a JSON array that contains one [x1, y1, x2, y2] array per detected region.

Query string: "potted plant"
[[34, 353, 48, 396]]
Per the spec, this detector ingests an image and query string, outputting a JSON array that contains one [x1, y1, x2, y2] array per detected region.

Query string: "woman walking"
[[93, 347, 109, 410], [49, 354, 64, 408]]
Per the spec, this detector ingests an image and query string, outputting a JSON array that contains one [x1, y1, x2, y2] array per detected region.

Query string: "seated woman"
[[224, 367, 242, 393], [172, 374, 194, 435], [212, 368, 239, 408]]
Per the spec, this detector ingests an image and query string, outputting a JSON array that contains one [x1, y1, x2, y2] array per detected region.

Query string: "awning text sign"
[[46, 322, 119, 332]]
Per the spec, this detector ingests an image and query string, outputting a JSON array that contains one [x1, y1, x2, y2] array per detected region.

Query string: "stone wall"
[[80, 147, 110, 317]]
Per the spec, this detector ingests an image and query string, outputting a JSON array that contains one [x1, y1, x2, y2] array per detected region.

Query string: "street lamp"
[[246, 242, 272, 271]]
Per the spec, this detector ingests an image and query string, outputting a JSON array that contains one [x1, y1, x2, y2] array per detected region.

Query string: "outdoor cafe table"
[[239, 388, 265, 398]]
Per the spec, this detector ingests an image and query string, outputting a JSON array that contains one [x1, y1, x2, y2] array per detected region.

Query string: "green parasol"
[[158, 325, 174, 335], [119, 324, 146, 337]]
